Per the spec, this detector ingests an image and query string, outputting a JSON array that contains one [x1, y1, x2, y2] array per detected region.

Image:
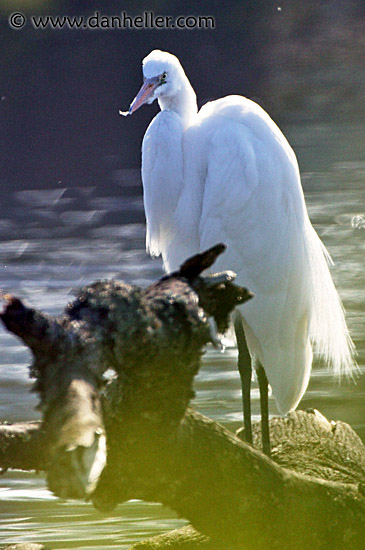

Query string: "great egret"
[[121, 50, 355, 455]]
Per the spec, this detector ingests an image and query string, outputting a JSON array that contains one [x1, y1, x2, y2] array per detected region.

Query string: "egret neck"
[[157, 76, 197, 129]]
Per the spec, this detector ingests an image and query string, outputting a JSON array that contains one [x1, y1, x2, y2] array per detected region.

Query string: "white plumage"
[[122, 49, 355, 417]]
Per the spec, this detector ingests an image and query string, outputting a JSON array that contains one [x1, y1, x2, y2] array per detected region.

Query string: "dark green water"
[[0, 122, 364, 548]]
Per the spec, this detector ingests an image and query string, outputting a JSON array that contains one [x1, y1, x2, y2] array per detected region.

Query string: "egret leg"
[[256, 364, 271, 457], [234, 319, 252, 444]]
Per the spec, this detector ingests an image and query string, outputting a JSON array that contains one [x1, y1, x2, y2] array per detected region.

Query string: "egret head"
[[122, 50, 196, 117]]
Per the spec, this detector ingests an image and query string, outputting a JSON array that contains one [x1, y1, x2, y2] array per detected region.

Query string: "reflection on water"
[[0, 474, 186, 549], [0, 122, 364, 548]]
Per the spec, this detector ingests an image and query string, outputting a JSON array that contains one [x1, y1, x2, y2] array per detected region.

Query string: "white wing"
[[183, 96, 354, 414], [142, 110, 185, 265]]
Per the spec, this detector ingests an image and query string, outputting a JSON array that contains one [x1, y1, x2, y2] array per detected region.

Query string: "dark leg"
[[256, 364, 271, 457], [234, 318, 252, 445]]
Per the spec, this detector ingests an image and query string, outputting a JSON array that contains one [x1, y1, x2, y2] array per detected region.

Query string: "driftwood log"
[[0, 245, 364, 550]]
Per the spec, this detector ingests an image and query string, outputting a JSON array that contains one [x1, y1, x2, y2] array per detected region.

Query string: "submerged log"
[[0, 246, 364, 549]]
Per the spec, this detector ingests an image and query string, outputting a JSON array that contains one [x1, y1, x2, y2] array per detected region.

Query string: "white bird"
[[121, 49, 355, 455]]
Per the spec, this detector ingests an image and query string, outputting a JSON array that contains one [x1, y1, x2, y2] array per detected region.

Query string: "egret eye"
[[160, 72, 167, 83]]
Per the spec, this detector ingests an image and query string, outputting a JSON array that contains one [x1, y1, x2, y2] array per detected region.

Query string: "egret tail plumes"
[[305, 223, 356, 378]]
